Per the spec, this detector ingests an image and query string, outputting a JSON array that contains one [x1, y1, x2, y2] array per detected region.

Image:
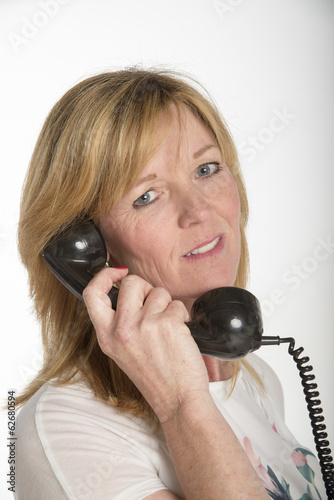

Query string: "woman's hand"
[[82, 267, 209, 423], [83, 267, 270, 499]]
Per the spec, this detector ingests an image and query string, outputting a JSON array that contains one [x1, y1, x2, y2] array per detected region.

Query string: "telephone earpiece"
[[42, 221, 263, 360], [42, 221, 119, 309]]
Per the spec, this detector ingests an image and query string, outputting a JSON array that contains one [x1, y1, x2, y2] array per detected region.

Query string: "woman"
[[16, 68, 326, 499]]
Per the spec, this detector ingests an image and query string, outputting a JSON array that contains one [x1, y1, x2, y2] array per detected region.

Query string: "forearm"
[[162, 392, 270, 500]]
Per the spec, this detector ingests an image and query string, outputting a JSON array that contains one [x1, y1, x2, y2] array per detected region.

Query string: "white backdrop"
[[1, 0, 333, 497]]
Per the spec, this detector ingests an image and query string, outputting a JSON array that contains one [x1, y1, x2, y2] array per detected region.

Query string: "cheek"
[[106, 230, 138, 267], [214, 173, 241, 226], [228, 174, 241, 210], [103, 219, 160, 272], [100, 215, 132, 265], [230, 187, 242, 254]]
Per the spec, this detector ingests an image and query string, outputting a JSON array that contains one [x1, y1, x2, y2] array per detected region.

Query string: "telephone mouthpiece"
[[186, 287, 264, 360]]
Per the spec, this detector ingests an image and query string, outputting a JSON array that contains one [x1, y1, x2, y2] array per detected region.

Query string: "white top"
[[15, 354, 326, 499]]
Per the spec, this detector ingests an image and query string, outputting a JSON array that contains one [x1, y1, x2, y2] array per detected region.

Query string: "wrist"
[[160, 389, 219, 431]]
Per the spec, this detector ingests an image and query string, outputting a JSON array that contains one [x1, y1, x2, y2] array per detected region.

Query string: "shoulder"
[[16, 381, 171, 499], [16, 384, 71, 499], [18, 380, 158, 452]]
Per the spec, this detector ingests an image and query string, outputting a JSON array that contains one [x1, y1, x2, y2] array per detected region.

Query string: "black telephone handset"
[[42, 221, 334, 496], [42, 221, 265, 360]]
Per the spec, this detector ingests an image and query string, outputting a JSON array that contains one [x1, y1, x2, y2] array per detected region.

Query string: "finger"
[[164, 299, 190, 323], [115, 274, 154, 314], [141, 287, 172, 315], [83, 267, 129, 336], [83, 266, 129, 304]]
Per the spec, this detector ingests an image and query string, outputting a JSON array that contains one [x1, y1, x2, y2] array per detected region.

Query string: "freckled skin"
[[100, 107, 241, 312]]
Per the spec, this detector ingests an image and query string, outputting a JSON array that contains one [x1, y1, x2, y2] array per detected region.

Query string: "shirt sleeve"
[[16, 383, 172, 500]]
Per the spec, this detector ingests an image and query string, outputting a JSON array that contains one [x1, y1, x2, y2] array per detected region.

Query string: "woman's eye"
[[133, 190, 156, 207], [196, 162, 220, 178]]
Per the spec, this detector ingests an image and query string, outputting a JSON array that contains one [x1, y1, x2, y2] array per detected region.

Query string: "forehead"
[[164, 105, 216, 147], [141, 106, 218, 173]]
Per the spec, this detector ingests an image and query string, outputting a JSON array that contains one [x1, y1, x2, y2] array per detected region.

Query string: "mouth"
[[183, 236, 222, 258]]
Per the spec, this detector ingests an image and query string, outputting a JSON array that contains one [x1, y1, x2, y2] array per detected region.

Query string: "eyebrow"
[[134, 173, 158, 187], [134, 144, 219, 187], [193, 144, 219, 159]]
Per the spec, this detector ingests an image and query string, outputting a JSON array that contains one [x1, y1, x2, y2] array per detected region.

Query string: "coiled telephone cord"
[[262, 336, 334, 499]]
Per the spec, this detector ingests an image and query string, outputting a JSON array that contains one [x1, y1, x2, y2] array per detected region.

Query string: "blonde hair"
[[17, 67, 260, 421]]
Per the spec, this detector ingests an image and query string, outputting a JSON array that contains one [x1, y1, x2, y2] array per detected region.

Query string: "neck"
[[202, 355, 234, 382]]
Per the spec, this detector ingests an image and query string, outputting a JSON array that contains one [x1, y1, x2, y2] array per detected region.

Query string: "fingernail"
[[115, 266, 128, 269]]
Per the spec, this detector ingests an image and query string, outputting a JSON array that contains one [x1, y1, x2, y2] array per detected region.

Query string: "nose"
[[177, 185, 212, 228]]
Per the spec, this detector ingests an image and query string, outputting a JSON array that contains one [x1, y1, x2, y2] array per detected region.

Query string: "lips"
[[183, 236, 222, 258]]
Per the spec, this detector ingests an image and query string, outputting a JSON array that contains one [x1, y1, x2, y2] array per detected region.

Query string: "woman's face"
[[100, 107, 241, 310]]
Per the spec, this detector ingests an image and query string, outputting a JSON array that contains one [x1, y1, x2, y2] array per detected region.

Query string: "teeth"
[[186, 237, 220, 256]]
